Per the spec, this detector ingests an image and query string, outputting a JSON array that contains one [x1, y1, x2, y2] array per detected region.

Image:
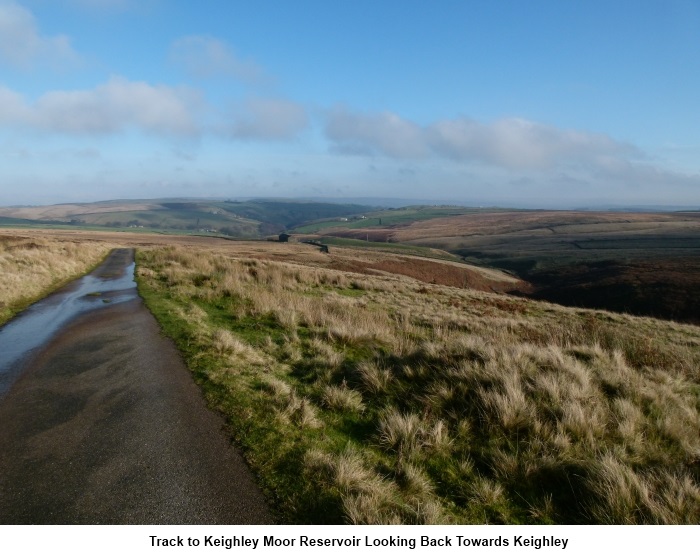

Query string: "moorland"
[[3, 199, 698, 323], [0, 225, 698, 524], [295, 207, 700, 324]]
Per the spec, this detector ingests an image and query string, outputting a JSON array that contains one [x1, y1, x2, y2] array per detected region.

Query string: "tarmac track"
[[0, 249, 272, 524]]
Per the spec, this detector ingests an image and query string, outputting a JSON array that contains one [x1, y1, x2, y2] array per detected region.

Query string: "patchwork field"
[[0, 199, 375, 236]]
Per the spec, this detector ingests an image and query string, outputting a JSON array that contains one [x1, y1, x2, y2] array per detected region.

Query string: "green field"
[[319, 236, 460, 260], [293, 206, 482, 233], [215, 200, 376, 230], [74, 208, 260, 235], [3, 222, 699, 524]]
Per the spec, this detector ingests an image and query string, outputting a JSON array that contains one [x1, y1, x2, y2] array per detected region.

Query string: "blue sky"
[[1, 0, 699, 207]]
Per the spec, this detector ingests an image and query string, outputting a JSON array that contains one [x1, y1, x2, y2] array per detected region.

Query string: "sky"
[[1, 0, 699, 208]]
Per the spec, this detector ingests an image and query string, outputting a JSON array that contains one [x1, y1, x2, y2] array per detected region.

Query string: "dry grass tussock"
[[304, 447, 447, 524], [0, 234, 114, 324], [137, 243, 700, 524]]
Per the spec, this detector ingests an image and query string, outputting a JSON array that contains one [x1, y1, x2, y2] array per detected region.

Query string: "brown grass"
[[6, 228, 697, 522], [0, 233, 114, 324], [320, 210, 700, 243], [133, 240, 700, 524]]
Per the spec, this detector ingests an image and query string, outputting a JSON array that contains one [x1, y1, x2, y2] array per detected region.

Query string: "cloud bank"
[[0, 78, 309, 140], [325, 107, 642, 172], [327, 110, 428, 158], [0, 77, 202, 135]]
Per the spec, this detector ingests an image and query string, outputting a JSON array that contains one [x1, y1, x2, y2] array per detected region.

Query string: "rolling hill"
[[2, 200, 700, 323], [299, 207, 700, 323], [0, 198, 377, 237]]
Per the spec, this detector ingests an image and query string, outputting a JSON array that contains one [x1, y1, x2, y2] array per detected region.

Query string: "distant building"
[[279, 233, 293, 242]]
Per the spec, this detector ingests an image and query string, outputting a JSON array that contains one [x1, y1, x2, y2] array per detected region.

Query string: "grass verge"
[[0, 234, 114, 325], [135, 245, 700, 524]]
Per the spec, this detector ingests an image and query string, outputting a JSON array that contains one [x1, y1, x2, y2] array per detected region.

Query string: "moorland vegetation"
[[4, 200, 698, 323], [0, 234, 113, 325], [303, 208, 700, 323], [1, 231, 698, 524], [135, 242, 700, 524]]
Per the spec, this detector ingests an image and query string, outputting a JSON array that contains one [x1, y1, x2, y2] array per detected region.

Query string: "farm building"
[[278, 233, 296, 243]]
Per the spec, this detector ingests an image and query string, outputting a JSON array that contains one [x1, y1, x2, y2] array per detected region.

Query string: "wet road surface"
[[0, 250, 138, 397], [0, 249, 272, 524]]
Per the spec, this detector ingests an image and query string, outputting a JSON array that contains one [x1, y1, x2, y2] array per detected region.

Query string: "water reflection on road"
[[0, 250, 137, 397]]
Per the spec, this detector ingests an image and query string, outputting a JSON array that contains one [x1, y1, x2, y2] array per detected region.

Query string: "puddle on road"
[[0, 249, 138, 397]]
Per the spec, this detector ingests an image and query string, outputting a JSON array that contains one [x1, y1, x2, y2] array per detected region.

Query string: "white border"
[[3, 524, 698, 555]]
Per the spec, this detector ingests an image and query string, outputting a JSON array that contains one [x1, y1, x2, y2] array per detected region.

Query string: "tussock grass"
[[0, 234, 113, 324], [304, 446, 447, 524], [378, 410, 426, 459], [356, 361, 393, 394], [321, 384, 365, 413], [136, 244, 700, 524]]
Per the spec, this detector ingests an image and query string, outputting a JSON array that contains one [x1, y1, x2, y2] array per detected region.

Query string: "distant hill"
[[219, 199, 377, 231], [0, 198, 377, 237], [301, 206, 700, 323]]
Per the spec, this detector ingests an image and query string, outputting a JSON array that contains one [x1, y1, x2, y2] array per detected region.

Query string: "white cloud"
[[0, 77, 202, 135], [0, 1, 81, 69], [325, 108, 642, 172], [0, 80, 310, 141], [326, 107, 428, 158], [592, 154, 700, 192], [226, 98, 308, 140], [320, 107, 700, 204], [426, 117, 640, 170], [170, 35, 266, 83], [0, 85, 31, 123]]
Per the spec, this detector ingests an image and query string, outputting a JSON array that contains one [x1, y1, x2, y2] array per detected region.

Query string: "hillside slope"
[[0, 199, 377, 237], [308, 209, 700, 323], [135, 240, 700, 524]]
